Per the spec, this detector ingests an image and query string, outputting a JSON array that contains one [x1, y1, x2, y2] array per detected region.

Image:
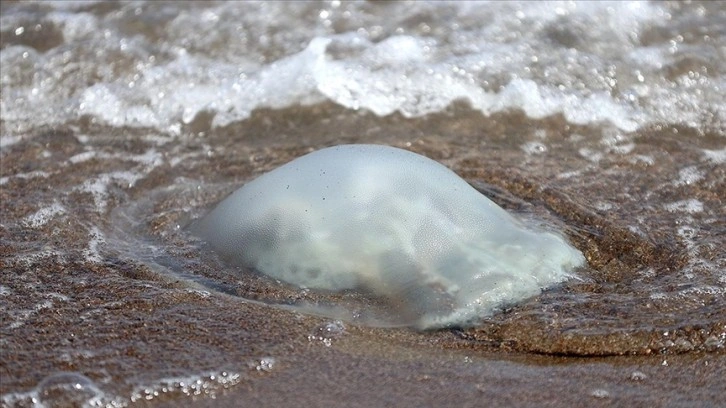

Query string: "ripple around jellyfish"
[[191, 144, 585, 329]]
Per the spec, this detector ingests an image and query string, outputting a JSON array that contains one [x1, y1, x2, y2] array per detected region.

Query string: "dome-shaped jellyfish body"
[[191, 144, 585, 328]]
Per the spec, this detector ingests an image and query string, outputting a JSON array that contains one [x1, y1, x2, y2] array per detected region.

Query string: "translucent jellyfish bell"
[[191, 144, 585, 329]]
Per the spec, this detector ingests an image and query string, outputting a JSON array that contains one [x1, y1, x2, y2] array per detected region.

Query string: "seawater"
[[1, 1, 725, 406], [3, 1, 725, 136]]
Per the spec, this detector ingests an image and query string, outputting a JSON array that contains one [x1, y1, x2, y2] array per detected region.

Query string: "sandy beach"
[[2, 2, 724, 406], [2, 105, 724, 406]]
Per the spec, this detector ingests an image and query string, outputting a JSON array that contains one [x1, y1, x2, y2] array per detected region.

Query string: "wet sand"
[[1, 258, 723, 407], [1, 104, 724, 406], [1, 255, 723, 407]]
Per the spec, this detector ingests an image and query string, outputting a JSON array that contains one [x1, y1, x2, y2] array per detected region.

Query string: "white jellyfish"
[[191, 144, 585, 329]]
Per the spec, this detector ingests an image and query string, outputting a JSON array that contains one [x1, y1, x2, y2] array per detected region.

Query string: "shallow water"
[[1, 1, 725, 406]]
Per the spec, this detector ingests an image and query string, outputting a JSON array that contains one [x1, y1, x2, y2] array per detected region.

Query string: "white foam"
[[595, 202, 614, 211], [628, 155, 655, 165], [69, 150, 100, 164], [0, 134, 26, 148], [77, 173, 135, 212], [3, 1, 723, 135], [676, 286, 726, 297], [601, 128, 635, 154], [23, 201, 66, 228], [83, 226, 105, 263], [520, 141, 547, 155], [556, 170, 582, 179], [578, 147, 603, 163], [47, 10, 99, 41], [664, 199, 704, 214], [13, 249, 66, 267], [702, 148, 726, 164], [590, 389, 610, 399], [73, 149, 163, 212], [0, 170, 50, 185], [676, 166, 705, 186], [5, 292, 70, 330]]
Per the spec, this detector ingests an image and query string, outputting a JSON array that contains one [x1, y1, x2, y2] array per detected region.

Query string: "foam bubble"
[[36, 372, 105, 408], [249, 357, 276, 372], [1, 371, 118, 408], [129, 367, 257, 402], [308, 320, 346, 347]]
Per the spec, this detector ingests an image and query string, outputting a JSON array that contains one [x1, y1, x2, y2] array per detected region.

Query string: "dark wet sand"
[[1, 104, 724, 406], [1, 261, 723, 407], [1, 256, 723, 407]]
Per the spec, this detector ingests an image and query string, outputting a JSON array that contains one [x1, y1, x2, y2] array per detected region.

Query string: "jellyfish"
[[191, 144, 585, 329]]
